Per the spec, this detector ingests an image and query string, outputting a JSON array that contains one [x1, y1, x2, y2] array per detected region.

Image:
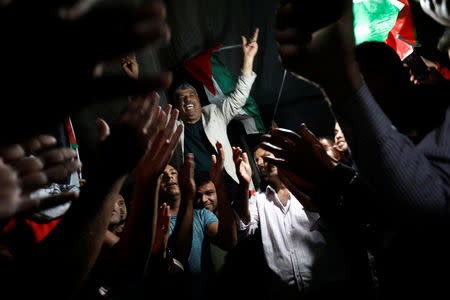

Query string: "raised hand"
[[133, 103, 183, 184], [179, 153, 196, 205], [232, 146, 252, 185], [260, 124, 335, 193], [98, 92, 169, 177], [121, 54, 139, 80], [242, 27, 259, 59], [151, 202, 171, 258], [210, 141, 225, 185], [241, 27, 259, 74]]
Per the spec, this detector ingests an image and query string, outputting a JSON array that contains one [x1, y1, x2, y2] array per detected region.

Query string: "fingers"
[[20, 159, 82, 193], [232, 146, 243, 164], [215, 141, 225, 164], [0, 144, 25, 162], [262, 155, 289, 170], [211, 154, 217, 167], [0, 135, 58, 162], [14, 191, 79, 218], [298, 123, 319, 144], [242, 152, 249, 164], [184, 153, 195, 177], [251, 27, 260, 42], [96, 118, 110, 143], [260, 141, 285, 159], [39, 148, 78, 166], [157, 123, 183, 165], [21, 134, 58, 155]]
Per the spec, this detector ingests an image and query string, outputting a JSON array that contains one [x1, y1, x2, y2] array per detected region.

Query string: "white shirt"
[[236, 185, 351, 293]]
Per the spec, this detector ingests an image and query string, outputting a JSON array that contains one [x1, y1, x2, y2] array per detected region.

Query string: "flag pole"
[[270, 69, 287, 133]]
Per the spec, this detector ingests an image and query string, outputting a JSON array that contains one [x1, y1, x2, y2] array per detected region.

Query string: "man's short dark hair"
[[173, 82, 199, 104], [194, 171, 212, 188]]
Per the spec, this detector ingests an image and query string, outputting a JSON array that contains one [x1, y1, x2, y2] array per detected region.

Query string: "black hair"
[[194, 171, 212, 187]]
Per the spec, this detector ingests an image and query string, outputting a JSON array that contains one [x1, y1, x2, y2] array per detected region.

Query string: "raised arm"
[[207, 141, 237, 249], [220, 28, 259, 123], [231, 146, 252, 225], [114, 98, 183, 280], [170, 154, 195, 265]]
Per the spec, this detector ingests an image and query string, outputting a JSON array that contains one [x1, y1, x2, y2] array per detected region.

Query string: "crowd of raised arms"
[[0, 1, 448, 300]]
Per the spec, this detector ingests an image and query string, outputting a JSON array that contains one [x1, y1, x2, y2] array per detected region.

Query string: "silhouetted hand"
[[98, 92, 173, 177], [0, 134, 81, 218], [260, 124, 335, 193], [134, 102, 183, 184]]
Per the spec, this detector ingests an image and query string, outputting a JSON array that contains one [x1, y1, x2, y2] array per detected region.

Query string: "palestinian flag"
[[182, 45, 265, 135], [353, 0, 416, 60]]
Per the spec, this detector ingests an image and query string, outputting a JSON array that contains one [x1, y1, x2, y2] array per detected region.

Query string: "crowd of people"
[[0, 0, 448, 300]]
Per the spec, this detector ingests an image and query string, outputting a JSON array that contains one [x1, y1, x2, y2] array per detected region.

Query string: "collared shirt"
[[236, 185, 350, 293]]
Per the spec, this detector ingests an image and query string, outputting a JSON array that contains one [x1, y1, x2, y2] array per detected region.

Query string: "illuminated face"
[[196, 181, 218, 213], [110, 194, 123, 226], [160, 165, 180, 198], [176, 88, 202, 124], [254, 147, 277, 179], [116, 194, 127, 222], [334, 122, 348, 152]]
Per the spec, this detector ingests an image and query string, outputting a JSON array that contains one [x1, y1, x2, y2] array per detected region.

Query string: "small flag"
[[183, 45, 265, 135]]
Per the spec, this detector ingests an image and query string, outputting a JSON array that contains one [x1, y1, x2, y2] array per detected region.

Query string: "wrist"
[[242, 57, 254, 75]]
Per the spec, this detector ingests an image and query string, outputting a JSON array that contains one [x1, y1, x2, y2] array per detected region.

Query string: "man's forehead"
[[176, 88, 196, 96], [164, 165, 178, 173], [197, 181, 215, 191]]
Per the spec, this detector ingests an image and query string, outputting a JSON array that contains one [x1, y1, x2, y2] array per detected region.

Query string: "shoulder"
[[194, 208, 218, 224]]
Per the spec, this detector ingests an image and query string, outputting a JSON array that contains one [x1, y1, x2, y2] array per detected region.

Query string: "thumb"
[[96, 118, 110, 143]]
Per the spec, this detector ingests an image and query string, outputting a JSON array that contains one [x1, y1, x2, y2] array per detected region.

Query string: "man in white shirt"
[[231, 146, 365, 299]]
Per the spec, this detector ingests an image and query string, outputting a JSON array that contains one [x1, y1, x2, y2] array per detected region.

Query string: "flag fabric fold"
[[353, 0, 416, 60]]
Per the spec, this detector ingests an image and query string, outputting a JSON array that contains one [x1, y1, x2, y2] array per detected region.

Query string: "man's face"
[[254, 148, 277, 180], [160, 165, 181, 198], [334, 122, 348, 152], [196, 181, 218, 213], [110, 194, 123, 225], [176, 88, 202, 124], [116, 194, 127, 222]]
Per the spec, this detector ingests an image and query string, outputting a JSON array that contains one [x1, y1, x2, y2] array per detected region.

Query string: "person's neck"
[[269, 176, 290, 205], [162, 194, 181, 216], [183, 117, 201, 125]]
